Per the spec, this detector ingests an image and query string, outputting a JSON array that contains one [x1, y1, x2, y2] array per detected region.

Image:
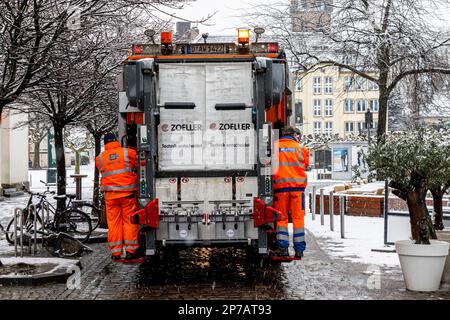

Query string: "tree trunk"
[[75, 151, 81, 175], [430, 186, 445, 231], [54, 123, 66, 211], [377, 84, 389, 142], [406, 188, 435, 243], [33, 141, 41, 169], [93, 134, 108, 228], [93, 134, 101, 208]]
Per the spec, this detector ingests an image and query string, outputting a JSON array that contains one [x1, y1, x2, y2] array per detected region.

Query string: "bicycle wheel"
[[5, 208, 43, 245], [74, 203, 100, 231], [55, 209, 92, 243]]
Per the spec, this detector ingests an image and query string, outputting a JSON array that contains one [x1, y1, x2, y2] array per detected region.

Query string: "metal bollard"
[[41, 203, 46, 251], [340, 196, 345, 239], [320, 188, 325, 226], [312, 186, 317, 220], [32, 205, 37, 254], [19, 209, 24, 258], [14, 208, 18, 257], [330, 191, 334, 231]]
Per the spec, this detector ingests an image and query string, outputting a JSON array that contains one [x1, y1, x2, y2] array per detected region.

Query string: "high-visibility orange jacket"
[[95, 141, 138, 197], [273, 136, 309, 193]]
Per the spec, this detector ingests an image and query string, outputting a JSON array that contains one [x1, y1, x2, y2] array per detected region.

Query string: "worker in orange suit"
[[272, 127, 309, 258], [95, 133, 140, 261]]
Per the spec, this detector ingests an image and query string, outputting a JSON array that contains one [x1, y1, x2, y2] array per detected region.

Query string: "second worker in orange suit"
[[272, 127, 309, 259], [96, 133, 140, 261]]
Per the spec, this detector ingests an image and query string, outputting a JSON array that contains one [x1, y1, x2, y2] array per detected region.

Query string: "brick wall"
[[309, 194, 384, 217]]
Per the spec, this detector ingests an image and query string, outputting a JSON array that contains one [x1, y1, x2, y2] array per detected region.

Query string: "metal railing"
[[310, 189, 346, 239], [12, 204, 47, 257]]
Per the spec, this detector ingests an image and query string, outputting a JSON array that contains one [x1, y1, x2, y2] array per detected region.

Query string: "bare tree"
[[28, 113, 51, 170], [65, 127, 94, 175], [84, 79, 118, 209], [246, 0, 450, 141], [0, 0, 200, 118], [9, 0, 194, 209]]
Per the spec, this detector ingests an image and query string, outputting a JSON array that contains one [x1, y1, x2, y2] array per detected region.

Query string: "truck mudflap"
[[253, 197, 281, 228], [130, 199, 159, 228]]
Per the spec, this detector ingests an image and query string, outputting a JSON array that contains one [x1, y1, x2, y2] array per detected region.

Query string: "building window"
[[325, 122, 333, 135], [369, 99, 379, 112], [355, 77, 366, 91], [345, 122, 354, 134], [295, 101, 303, 124], [342, 55, 353, 65], [344, 99, 354, 113], [344, 76, 354, 92], [372, 121, 378, 129], [313, 99, 321, 116], [313, 77, 321, 94], [369, 81, 379, 91], [296, 79, 303, 92], [357, 121, 367, 134], [324, 99, 333, 117], [314, 121, 322, 135], [357, 99, 366, 113], [324, 77, 333, 94]]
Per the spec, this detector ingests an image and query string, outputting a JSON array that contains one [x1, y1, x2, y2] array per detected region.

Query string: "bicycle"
[[5, 190, 92, 245], [39, 180, 101, 231]]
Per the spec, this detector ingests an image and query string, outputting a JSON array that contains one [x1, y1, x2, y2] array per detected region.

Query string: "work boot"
[[294, 251, 304, 259], [125, 251, 141, 260], [272, 247, 289, 257]]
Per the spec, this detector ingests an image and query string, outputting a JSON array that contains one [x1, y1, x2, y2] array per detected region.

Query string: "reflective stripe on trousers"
[[106, 196, 139, 255], [274, 191, 306, 252], [277, 226, 290, 249]]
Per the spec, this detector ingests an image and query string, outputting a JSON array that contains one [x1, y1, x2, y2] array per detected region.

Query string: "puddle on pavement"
[[133, 247, 287, 295], [0, 263, 56, 276]]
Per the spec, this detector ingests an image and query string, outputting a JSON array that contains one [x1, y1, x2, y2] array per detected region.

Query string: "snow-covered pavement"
[[2, 167, 399, 266], [304, 214, 399, 267]]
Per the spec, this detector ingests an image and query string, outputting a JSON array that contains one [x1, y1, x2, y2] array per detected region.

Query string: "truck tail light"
[[268, 43, 279, 53], [127, 112, 144, 125], [133, 44, 143, 55], [161, 32, 172, 45]]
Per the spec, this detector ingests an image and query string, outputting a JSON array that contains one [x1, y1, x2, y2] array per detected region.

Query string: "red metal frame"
[[253, 197, 281, 228], [130, 198, 159, 228]]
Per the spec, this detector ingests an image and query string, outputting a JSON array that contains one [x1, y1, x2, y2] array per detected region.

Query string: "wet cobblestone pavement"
[[0, 230, 449, 300]]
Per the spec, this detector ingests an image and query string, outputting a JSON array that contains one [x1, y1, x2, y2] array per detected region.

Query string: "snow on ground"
[[2, 166, 399, 268], [0, 165, 96, 255], [302, 214, 400, 267]]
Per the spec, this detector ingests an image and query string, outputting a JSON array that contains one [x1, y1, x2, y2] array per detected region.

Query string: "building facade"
[[0, 109, 29, 195], [295, 65, 380, 138]]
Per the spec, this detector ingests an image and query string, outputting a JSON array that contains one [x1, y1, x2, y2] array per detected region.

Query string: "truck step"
[[269, 256, 302, 263], [112, 258, 146, 264]]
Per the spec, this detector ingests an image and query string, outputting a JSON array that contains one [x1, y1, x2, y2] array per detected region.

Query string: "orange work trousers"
[[273, 191, 306, 252], [105, 196, 139, 256]]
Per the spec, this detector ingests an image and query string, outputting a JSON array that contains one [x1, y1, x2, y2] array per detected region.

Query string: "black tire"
[[74, 203, 100, 231], [55, 209, 92, 243], [5, 208, 43, 245]]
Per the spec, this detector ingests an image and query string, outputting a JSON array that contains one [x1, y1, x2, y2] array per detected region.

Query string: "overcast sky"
[[168, 0, 261, 35], [160, 0, 449, 36]]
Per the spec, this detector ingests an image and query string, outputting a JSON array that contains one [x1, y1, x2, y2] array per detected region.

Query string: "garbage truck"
[[117, 28, 295, 263]]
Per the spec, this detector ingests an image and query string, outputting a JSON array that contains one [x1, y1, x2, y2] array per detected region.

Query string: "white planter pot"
[[436, 230, 450, 285], [395, 240, 449, 292]]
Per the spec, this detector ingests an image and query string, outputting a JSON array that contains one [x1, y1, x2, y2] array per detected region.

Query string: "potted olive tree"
[[367, 128, 449, 291]]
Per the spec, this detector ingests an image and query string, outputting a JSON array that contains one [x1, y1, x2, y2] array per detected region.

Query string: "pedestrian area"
[[1, 230, 449, 300]]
